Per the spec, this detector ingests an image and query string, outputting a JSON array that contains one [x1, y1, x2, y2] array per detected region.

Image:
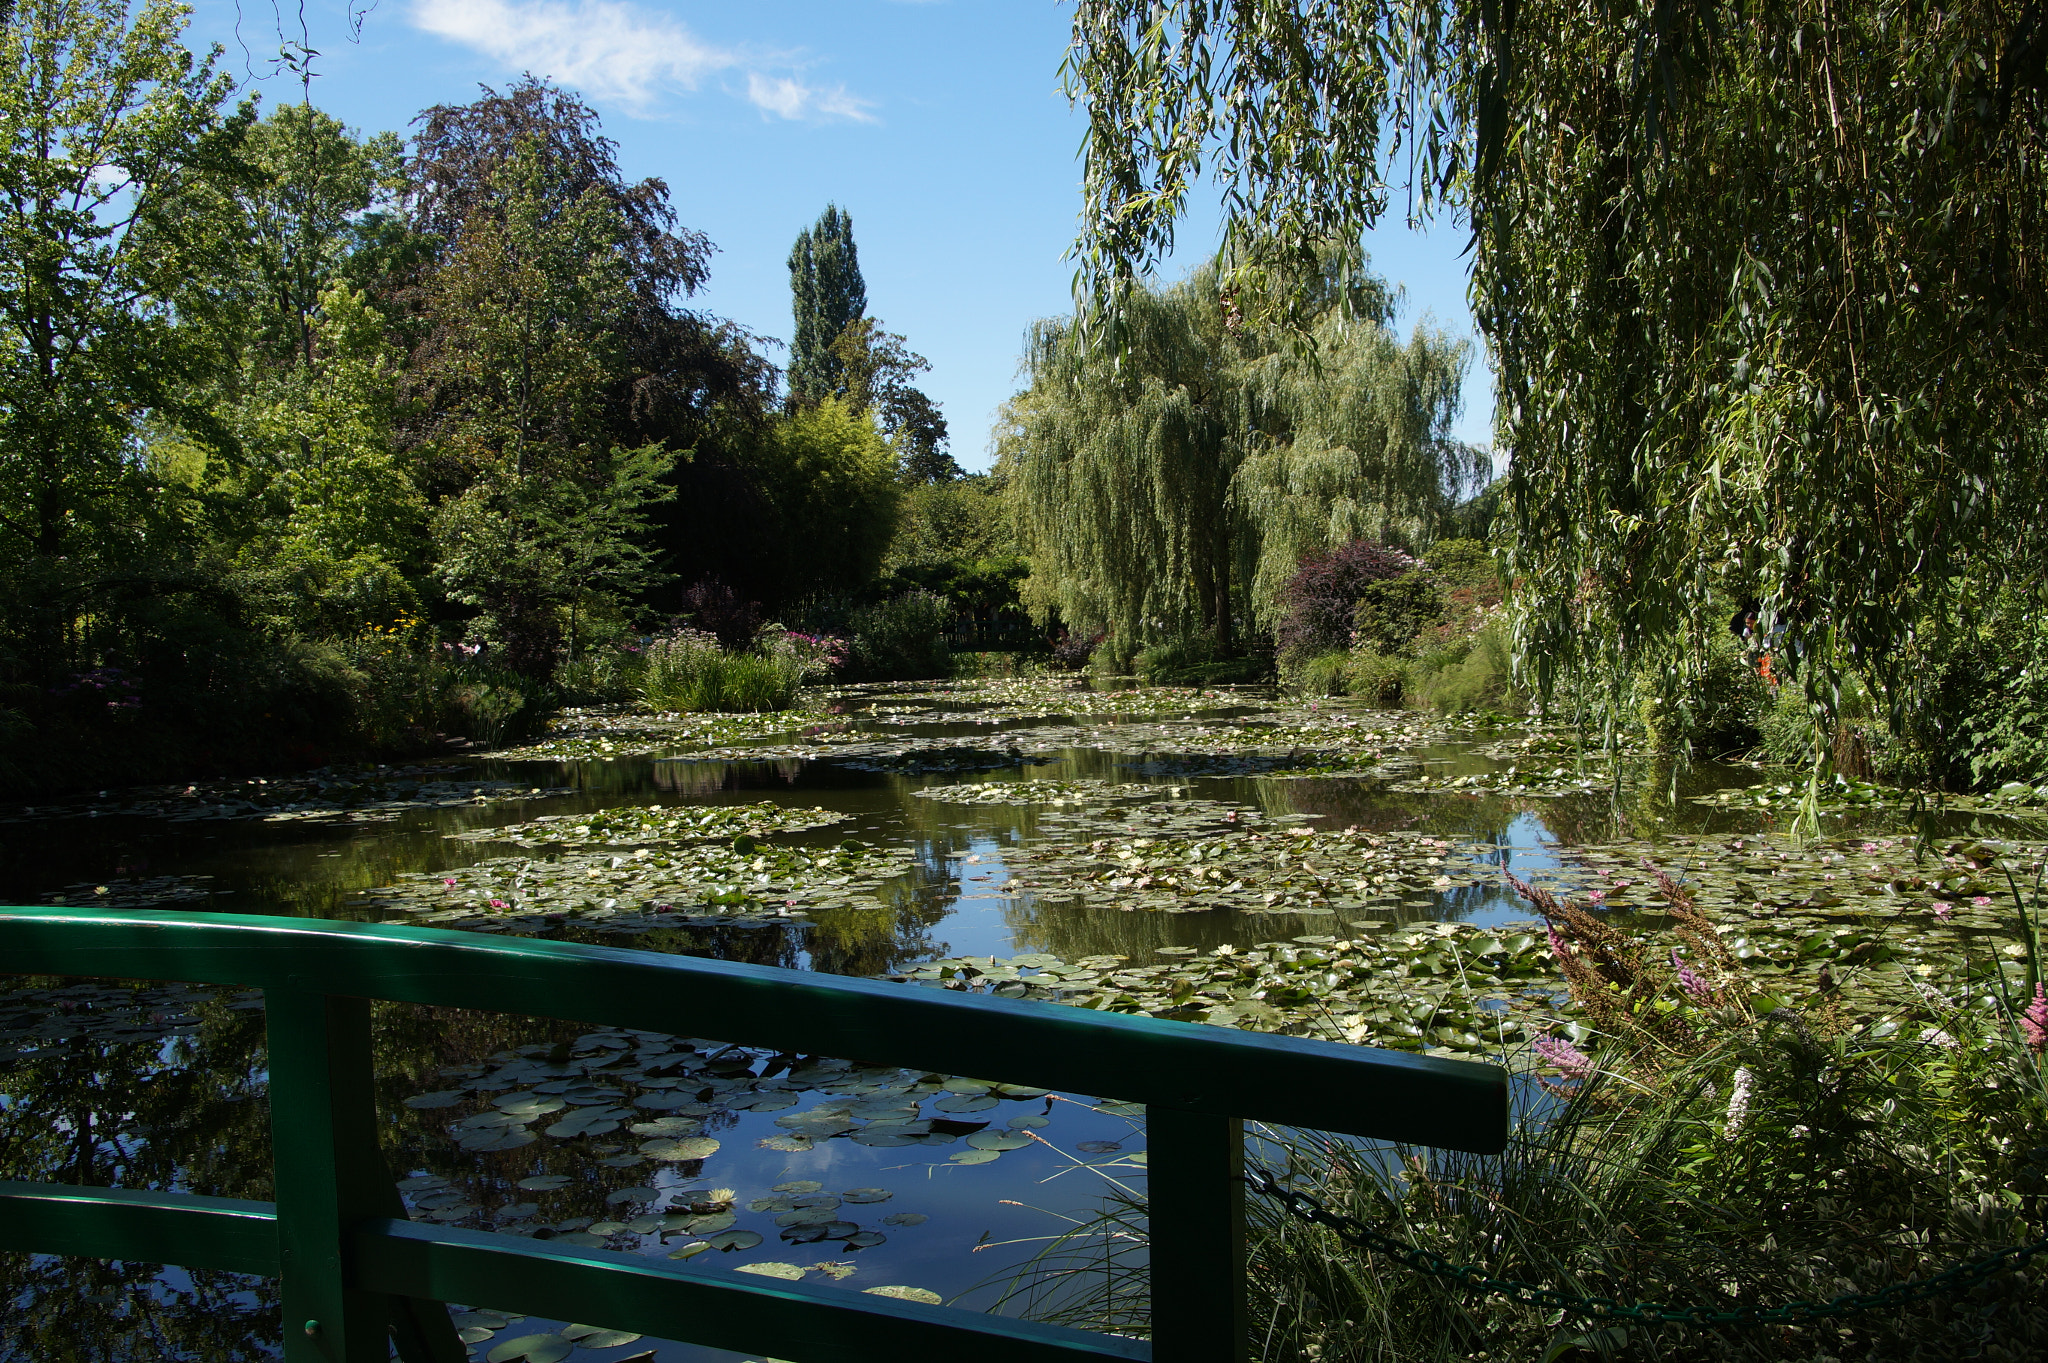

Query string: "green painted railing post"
[[1146, 1109, 1247, 1363], [266, 989, 397, 1363]]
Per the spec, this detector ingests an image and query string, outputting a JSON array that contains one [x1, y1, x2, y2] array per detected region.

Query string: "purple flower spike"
[[1534, 1035, 1593, 1080], [2023, 983, 2048, 1056]]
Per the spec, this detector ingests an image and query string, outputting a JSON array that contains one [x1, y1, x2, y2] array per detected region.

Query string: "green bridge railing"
[[0, 907, 1508, 1362]]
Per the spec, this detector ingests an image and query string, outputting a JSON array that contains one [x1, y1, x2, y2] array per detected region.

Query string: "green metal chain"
[[1243, 1169, 2048, 1326]]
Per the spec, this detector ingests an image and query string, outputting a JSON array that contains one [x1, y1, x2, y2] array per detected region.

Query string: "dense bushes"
[[1272, 536, 1517, 713], [846, 591, 954, 682], [1274, 540, 1421, 662]]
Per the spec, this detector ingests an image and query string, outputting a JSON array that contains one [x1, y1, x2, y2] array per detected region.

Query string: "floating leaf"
[[562, 1327, 643, 1347], [405, 1091, 466, 1109], [839, 1188, 892, 1204], [736, 1261, 805, 1281], [486, 1334, 569, 1363], [642, 1136, 719, 1161], [863, 1285, 942, 1304]]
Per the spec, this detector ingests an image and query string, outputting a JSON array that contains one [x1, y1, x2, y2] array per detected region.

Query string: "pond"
[[4, 677, 2043, 1361]]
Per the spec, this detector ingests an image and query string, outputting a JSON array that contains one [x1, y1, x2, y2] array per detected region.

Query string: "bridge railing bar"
[[0, 907, 1509, 1363]]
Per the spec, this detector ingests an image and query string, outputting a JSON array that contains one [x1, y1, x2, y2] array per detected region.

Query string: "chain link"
[[1243, 1168, 2048, 1326]]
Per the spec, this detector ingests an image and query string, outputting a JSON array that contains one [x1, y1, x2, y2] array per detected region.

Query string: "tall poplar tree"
[[785, 204, 866, 407]]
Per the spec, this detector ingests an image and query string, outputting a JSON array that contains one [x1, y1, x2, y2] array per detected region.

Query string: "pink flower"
[[2023, 984, 2048, 1055], [489, 899, 508, 909], [1534, 1035, 1593, 1079], [443, 878, 457, 888], [1933, 902, 1953, 921], [1671, 948, 1711, 1002], [1972, 896, 1994, 908], [1546, 927, 1570, 960], [1586, 889, 1606, 904]]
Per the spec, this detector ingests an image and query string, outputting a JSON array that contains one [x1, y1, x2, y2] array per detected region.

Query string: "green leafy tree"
[[410, 137, 674, 669], [828, 315, 958, 482], [401, 78, 773, 635], [1065, 0, 2048, 765], [786, 203, 867, 407], [1010, 258, 1471, 651], [0, 0, 240, 674], [744, 397, 900, 602], [155, 100, 403, 384]]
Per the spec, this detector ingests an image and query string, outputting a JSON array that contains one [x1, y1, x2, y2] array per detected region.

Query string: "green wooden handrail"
[[0, 906, 1509, 1362]]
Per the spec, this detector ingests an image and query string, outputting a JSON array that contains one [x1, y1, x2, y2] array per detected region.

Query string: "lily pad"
[[863, 1285, 942, 1304]]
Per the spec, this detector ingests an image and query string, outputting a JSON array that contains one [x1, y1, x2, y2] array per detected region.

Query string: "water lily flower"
[[442, 878, 457, 888], [1586, 889, 1606, 904], [1972, 895, 1994, 907], [1933, 902, 1953, 921], [489, 899, 508, 909]]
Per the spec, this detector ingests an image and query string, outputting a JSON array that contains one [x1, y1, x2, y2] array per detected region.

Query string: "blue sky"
[[181, 0, 1493, 471]]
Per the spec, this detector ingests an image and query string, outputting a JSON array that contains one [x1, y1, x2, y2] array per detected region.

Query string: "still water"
[[0, 684, 1998, 1361]]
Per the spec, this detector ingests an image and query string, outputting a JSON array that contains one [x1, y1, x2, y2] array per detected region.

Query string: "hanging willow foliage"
[[1064, 0, 2048, 753], [1010, 261, 1474, 648]]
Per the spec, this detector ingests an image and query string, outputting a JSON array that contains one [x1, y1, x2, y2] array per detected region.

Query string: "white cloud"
[[745, 72, 877, 124], [410, 0, 875, 121]]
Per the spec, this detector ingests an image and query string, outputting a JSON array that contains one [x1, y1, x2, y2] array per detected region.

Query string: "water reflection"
[[8, 699, 2039, 1359]]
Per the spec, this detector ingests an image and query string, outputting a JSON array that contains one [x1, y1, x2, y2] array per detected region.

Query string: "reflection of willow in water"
[[0, 986, 280, 1361]]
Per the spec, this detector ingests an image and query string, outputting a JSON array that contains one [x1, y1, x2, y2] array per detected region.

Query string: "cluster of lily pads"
[[447, 801, 853, 849], [440, 1313, 647, 1362], [39, 874, 228, 911], [1, 766, 570, 826], [0, 980, 260, 1061], [1385, 763, 1624, 797], [1696, 774, 2048, 818], [393, 1026, 1065, 1300], [364, 836, 917, 933], [479, 707, 822, 762], [894, 931, 1559, 1055], [1002, 824, 1529, 917], [896, 833, 2046, 1054], [823, 676, 1256, 720]]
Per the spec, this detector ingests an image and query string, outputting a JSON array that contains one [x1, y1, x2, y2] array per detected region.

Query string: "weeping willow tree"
[[1010, 259, 1474, 650], [1064, 0, 2048, 772]]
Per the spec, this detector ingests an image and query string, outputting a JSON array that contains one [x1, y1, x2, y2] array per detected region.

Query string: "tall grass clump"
[[1002, 865, 2048, 1362], [639, 628, 833, 712]]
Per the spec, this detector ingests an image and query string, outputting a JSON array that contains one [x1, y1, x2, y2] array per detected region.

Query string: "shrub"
[[556, 638, 649, 704], [1275, 540, 1419, 661], [953, 651, 1044, 680], [1408, 613, 1514, 714], [1640, 627, 1773, 754], [1345, 650, 1406, 706], [1349, 570, 1447, 654], [846, 590, 954, 681], [1139, 632, 1273, 686], [1050, 629, 1104, 671], [1415, 536, 1499, 590], [1290, 650, 1352, 697], [676, 581, 763, 649], [641, 629, 805, 712]]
